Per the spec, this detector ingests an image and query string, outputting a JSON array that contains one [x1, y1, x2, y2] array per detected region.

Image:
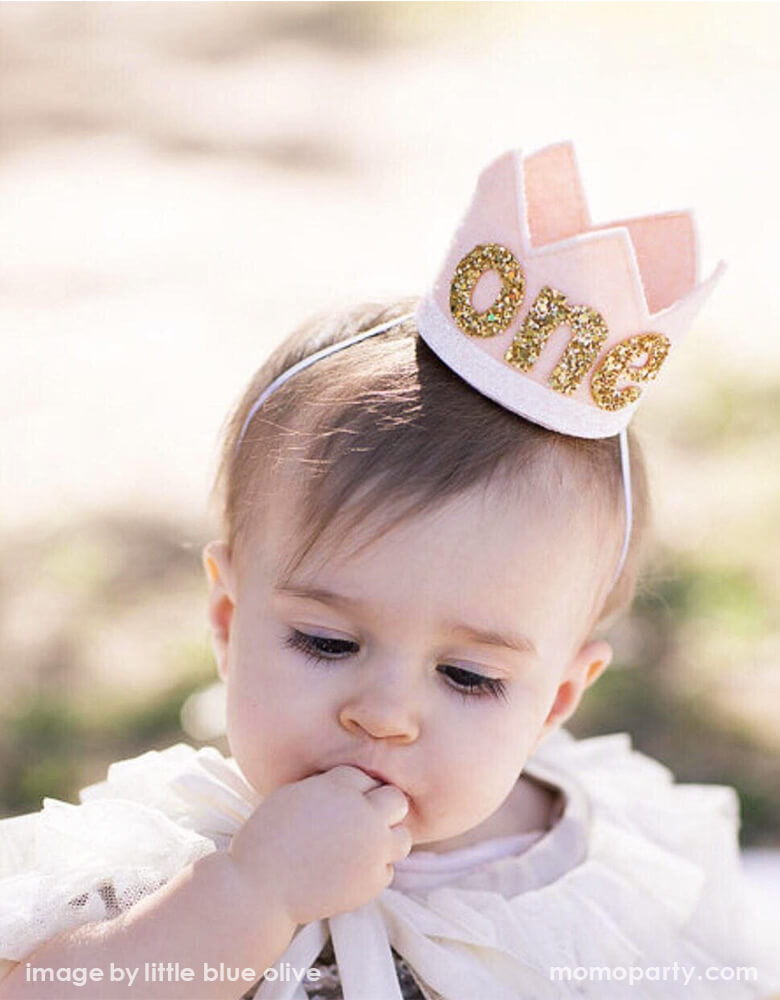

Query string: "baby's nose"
[[337, 670, 421, 743]]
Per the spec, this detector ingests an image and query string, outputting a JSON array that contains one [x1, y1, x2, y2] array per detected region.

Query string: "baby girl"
[[1, 141, 776, 1000]]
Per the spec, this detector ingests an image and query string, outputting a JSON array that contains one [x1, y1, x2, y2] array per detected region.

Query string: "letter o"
[[449, 243, 525, 338]]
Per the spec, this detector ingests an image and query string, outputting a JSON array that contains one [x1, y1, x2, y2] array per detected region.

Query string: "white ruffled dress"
[[0, 729, 777, 999]]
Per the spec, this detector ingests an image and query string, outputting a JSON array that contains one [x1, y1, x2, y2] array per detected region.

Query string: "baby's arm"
[[0, 765, 410, 1000], [0, 850, 295, 1000]]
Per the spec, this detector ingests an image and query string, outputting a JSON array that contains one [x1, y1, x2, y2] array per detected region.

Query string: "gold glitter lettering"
[[504, 286, 569, 371], [450, 244, 525, 338], [549, 305, 609, 395], [590, 333, 671, 411], [505, 287, 609, 395]]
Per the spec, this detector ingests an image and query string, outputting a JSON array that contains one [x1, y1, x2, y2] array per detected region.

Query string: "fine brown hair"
[[209, 296, 651, 632]]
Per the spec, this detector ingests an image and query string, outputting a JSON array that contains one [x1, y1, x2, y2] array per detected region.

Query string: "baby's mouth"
[[354, 765, 392, 785]]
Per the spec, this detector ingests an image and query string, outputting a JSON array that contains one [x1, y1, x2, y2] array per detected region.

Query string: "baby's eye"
[[438, 665, 508, 702], [285, 630, 507, 702], [285, 629, 359, 661]]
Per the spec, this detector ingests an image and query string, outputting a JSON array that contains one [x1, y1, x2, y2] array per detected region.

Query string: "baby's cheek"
[[225, 694, 280, 787], [420, 763, 503, 843], [449, 717, 535, 819]]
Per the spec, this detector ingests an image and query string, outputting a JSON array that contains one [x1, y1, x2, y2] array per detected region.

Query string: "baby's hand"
[[228, 766, 412, 927]]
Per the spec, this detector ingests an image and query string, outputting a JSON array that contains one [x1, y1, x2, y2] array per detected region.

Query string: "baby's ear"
[[533, 640, 613, 747], [202, 541, 237, 681]]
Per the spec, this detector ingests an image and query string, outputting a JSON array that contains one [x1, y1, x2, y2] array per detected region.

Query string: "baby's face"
[[205, 480, 613, 848]]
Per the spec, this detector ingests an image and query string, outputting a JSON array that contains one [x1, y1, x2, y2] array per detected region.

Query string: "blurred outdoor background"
[[1, 0, 778, 909]]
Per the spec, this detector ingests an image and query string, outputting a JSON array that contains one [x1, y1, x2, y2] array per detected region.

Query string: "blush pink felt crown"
[[415, 141, 726, 438]]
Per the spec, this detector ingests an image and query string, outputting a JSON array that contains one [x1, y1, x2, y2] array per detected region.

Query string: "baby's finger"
[[389, 824, 413, 862], [323, 764, 383, 793], [365, 784, 409, 826]]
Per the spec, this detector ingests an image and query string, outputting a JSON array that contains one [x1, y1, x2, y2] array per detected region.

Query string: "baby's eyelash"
[[442, 665, 508, 702], [285, 629, 358, 660], [284, 629, 508, 701]]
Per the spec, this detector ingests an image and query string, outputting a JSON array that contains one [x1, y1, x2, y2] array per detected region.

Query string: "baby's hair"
[[210, 296, 650, 632]]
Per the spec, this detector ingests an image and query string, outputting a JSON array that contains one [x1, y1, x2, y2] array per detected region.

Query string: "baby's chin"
[[409, 779, 534, 853], [404, 808, 483, 854]]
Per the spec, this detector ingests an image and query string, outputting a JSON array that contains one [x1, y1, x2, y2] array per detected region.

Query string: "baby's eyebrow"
[[445, 623, 538, 658], [273, 583, 538, 659], [274, 583, 358, 610]]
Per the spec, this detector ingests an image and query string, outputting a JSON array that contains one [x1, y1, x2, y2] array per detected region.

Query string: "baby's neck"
[[413, 773, 560, 854]]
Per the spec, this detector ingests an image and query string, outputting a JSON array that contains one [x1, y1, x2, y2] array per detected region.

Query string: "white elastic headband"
[[615, 426, 633, 588], [236, 313, 632, 588], [236, 314, 416, 447]]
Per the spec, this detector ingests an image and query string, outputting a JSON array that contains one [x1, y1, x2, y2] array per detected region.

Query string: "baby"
[[0, 142, 776, 1000]]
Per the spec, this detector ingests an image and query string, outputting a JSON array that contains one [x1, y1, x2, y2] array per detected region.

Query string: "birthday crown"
[[415, 141, 726, 438]]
